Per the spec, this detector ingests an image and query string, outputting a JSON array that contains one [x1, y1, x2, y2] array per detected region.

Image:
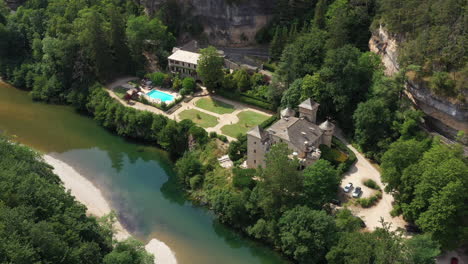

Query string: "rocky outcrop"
[[370, 25, 468, 139], [5, 0, 26, 10], [141, 0, 277, 46]]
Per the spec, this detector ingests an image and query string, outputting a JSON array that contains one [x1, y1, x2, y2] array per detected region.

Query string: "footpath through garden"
[[106, 77, 272, 141]]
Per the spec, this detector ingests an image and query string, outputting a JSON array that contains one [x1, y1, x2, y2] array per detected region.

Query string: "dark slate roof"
[[299, 98, 319, 110], [247, 126, 265, 139], [319, 120, 335, 130], [267, 117, 323, 151], [281, 107, 296, 118]]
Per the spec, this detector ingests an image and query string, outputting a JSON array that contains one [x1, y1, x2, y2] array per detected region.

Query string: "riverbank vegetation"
[[175, 139, 441, 263], [0, 0, 174, 109], [0, 137, 154, 263], [1, 0, 467, 262]]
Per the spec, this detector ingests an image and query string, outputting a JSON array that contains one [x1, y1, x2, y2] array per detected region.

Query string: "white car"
[[343, 183, 353, 193], [352, 187, 362, 198]]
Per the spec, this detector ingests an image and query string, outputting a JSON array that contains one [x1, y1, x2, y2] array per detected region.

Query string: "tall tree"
[[257, 143, 302, 218], [278, 206, 337, 263], [197, 46, 224, 92], [302, 160, 340, 208]]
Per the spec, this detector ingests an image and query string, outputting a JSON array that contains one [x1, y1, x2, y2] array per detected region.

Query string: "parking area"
[[335, 130, 406, 231]]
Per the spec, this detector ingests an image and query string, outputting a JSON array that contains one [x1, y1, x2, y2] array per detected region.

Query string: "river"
[[0, 81, 286, 264]]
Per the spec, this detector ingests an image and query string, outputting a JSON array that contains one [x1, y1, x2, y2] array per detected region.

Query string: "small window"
[[254, 160, 256, 164], [254, 141, 256, 145], [254, 150, 256, 153]]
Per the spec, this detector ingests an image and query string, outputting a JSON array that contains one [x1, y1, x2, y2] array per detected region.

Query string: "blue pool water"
[[147, 90, 174, 102]]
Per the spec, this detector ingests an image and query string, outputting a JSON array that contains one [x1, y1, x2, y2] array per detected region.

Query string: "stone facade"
[[246, 98, 335, 169], [168, 48, 200, 79]]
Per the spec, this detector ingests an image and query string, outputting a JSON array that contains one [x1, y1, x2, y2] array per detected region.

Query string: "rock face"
[[142, 0, 277, 46], [5, 0, 26, 9], [370, 25, 468, 139]]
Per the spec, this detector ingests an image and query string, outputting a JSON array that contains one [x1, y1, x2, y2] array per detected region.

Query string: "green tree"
[[257, 143, 302, 218], [232, 69, 251, 92], [335, 209, 364, 233], [302, 160, 340, 209], [280, 78, 302, 108], [381, 139, 429, 193], [181, 77, 196, 95], [175, 152, 203, 187], [353, 98, 394, 156], [313, 0, 328, 29], [404, 234, 441, 264], [278, 206, 337, 263], [103, 239, 154, 264], [197, 46, 224, 92], [228, 134, 247, 161], [147, 72, 165, 86], [74, 8, 112, 80], [276, 28, 327, 86]]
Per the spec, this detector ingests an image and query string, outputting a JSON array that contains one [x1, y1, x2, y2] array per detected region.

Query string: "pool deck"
[[106, 77, 273, 142], [140, 86, 180, 105]]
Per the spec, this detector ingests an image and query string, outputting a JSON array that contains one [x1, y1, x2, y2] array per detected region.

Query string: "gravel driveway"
[[336, 130, 406, 231]]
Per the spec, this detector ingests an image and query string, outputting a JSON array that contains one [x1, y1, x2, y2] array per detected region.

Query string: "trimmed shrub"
[[356, 191, 382, 208], [209, 132, 218, 138], [332, 137, 357, 174], [217, 90, 274, 110], [259, 115, 278, 129], [217, 134, 228, 142], [362, 179, 380, 190]]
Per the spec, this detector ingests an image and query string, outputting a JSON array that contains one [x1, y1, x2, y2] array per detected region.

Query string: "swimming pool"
[[146, 90, 175, 102]]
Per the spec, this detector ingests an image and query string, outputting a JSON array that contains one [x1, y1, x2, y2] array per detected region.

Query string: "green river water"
[[0, 81, 286, 264]]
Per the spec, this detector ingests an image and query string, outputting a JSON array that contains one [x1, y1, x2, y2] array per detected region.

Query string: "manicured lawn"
[[113, 86, 128, 99], [178, 109, 218, 128], [221, 110, 270, 138], [195, 98, 235, 114]]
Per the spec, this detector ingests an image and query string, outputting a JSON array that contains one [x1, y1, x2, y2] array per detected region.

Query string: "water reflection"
[[0, 81, 287, 264]]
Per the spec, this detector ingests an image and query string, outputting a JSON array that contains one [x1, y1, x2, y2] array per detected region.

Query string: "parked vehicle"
[[352, 187, 362, 198], [343, 183, 353, 193]]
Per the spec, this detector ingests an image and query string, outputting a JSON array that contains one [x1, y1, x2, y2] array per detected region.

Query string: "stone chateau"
[[246, 98, 335, 168]]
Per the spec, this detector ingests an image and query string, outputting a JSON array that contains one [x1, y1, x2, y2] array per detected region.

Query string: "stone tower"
[[246, 126, 268, 168], [298, 98, 319, 124], [319, 120, 335, 147]]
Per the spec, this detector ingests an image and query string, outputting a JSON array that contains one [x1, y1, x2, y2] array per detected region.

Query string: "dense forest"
[[1, 0, 467, 263], [0, 137, 154, 263]]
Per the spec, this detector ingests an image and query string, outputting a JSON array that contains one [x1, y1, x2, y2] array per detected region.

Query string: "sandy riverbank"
[[43, 155, 177, 264]]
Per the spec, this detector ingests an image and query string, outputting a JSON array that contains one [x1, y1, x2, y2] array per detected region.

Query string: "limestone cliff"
[[370, 25, 468, 139], [5, 0, 26, 9], [141, 0, 277, 46]]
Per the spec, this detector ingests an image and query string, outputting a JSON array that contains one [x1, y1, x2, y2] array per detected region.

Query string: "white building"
[[168, 48, 200, 78]]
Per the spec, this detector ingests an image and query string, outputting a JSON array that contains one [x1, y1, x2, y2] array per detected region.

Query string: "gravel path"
[[335, 129, 406, 231], [106, 77, 272, 141]]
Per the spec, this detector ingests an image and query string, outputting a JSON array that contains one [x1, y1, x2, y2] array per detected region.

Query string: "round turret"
[[319, 120, 335, 147], [281, 107, 296, 119]]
